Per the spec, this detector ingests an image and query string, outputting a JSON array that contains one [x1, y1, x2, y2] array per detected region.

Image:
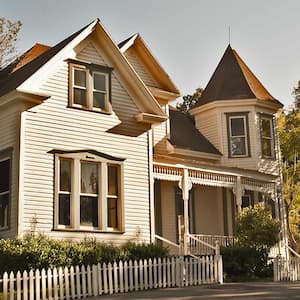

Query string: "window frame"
[[0, 147, 12, 231], [68, 59, 113, 114], [54, 152, 124, 232], [260, 114, 275, 159], [226, 112, 251, 158]]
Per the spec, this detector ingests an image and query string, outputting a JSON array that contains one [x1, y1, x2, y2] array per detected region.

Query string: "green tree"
[[278, 80, 300, 253], [0, 17, 22, 67], [176, 87, 203, 112]]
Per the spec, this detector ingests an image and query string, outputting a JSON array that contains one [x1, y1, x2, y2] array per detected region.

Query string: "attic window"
[[68, 59, 113, 113]]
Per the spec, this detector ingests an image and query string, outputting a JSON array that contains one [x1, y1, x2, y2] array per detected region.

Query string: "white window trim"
[[228, 115, 249, 157], [69, 63, 111, 113], [260, 116, 275, 159], [54, 152, 124, 232]]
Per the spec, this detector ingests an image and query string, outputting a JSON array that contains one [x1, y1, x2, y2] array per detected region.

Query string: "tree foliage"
[[278, 80, 300, 253], [0, 17, 22, 68], [176, 87, 203, 112]]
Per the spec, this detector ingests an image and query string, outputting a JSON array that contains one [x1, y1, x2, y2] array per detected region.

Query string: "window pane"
[[74, 69, 86, 87], [0, 159, 10, 193], [81, 162, 98, 194], [242, 195, 250, 208], [73, 88, 86, 106], [230, 118, 245, 136], [0, 193, 8, 227], [94, 73, 106, 91], [107, 197, 118, 228], [59, 194, 70, 225], [80, 196, 98, 227], [60, 160, 71, 192], [262, 119, 272, 138], [108, 165, 118, 196], [262, 139, 272, 157], [231, 137, 246, 155], [93, 92, 106, 109]]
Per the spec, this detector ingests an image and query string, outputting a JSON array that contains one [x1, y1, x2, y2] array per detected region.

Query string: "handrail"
[[154, 234, 180, 249], [286, 244, 300, 259], [188, 234, 216, 250]]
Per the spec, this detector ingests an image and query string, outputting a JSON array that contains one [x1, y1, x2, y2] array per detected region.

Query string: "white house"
[[0, 19, 285, 255]]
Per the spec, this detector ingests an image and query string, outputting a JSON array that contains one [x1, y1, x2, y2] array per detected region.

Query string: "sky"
[[2, 0, 300, 108]]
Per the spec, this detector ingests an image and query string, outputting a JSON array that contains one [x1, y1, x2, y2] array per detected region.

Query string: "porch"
[[153, 162, 280, 256]]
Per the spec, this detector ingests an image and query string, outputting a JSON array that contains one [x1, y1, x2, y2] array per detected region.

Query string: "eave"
[[135, 112, 168, 124]]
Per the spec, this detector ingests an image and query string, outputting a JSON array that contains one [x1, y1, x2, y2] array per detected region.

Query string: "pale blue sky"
[[2, 0, 300, 107]]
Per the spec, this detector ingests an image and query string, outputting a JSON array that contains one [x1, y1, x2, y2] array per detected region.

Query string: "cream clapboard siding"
[[21, 39, 152, 244], [0, 103, 25, 238], [153, 104, 168, 146], [124, 48, 162, 89]]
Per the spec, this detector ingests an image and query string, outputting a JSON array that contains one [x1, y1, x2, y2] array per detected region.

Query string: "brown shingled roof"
[[195, 45, 283, 107], [169, 108, 222, 155]]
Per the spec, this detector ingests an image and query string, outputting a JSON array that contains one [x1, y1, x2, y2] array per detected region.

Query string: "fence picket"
[[134, 260, 138, 291], [119, 261, 124, 293], [29, 270, 34, 300], [81, 265, 87, 297], [53, 268, 58, 300], [3, 272, 8, 300], [47, 268, 53, 300], [9, 272, 14, 300], [87, 265, 92, 296], [128, 260, 133, 292], [210, 256, 214, 283], [103, 263, 108, 294], [92, 264, 98, 296], [189, 258, 193, 286], [162, 258, 166, 288], [153, 258, 158, 289], [97, 263, 103, 295], [69, 266, 75, 299], [124, 261, 129, 292], [75, 266, 81, 298], [139, 260, 144, 290], [108, 263, 113, 294], [184, 258, 188, 286], [23, 271, 28, 300], [16, 271, 21, 300], [58, 267, 64, 300], [113, 262, 118, 293], [41, 269, 46, 300], [158, 258, 162, 288], [171, 257, 175, 287], [64, 267, 70, 300], [167, 258, 171, 287]]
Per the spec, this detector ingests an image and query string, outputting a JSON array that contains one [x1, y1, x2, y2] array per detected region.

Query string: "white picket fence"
[[274, 256, 300, 281], [1, 255, 223, 300]]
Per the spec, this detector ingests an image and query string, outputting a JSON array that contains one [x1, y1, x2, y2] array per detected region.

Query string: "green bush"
[[0, 235, 169, 275]]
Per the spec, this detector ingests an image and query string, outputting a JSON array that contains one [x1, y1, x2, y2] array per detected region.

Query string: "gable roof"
[[195, 45, 283, 108], [0, 22, 91, 98], [169, 108, 221, 156], [118, 33, 180, 97]]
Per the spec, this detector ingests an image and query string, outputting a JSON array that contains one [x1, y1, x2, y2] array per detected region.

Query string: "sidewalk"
[[93, 282, 300, 299]]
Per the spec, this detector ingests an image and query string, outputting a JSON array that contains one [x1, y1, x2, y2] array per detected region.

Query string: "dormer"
[[190, 45, 283, 174]]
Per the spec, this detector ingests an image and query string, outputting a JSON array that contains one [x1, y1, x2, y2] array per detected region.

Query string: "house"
[[0, 19, 285, 255]]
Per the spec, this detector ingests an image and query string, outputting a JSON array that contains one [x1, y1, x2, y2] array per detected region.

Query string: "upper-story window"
[[54, 150, 124, 232], [0, 149, 11, 229], [69, 59, 113, 113], [260, 115, 274, 159], [226, 112, 250, 158]]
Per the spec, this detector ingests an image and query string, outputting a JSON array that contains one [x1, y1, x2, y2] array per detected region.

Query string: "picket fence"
[[1, 255, 223, 300], [274, 256, 300, 282]]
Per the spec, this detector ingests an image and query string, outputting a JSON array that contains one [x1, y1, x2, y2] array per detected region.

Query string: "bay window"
[[54, 151, 123, 231], [0, 156, 10, 229]]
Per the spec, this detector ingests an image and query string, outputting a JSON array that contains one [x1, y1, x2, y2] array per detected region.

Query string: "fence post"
[[274, 256, 279, 282], [215, 240, 223, 284]]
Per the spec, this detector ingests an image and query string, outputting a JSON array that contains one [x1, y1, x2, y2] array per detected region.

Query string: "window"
[[55, 151, 123, 231], [0, 155, 11, 229], [69, 59, 113, 113], [226, 113, 250, 157], [260, 116, 274, 158]]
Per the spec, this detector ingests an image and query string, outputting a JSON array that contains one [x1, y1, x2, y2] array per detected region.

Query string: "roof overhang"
[[190, 98, 283, 115], [135, 112, 168, 124]]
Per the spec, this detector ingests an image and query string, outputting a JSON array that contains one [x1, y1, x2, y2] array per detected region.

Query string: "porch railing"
[[188, 234, 235, 255]]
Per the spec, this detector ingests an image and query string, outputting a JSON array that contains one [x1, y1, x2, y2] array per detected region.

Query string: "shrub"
[[0, 235, 169, 275]]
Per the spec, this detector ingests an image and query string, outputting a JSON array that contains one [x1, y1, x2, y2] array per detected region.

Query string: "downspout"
[[17, 111, 26, 238], [148, 128, 155, 242]]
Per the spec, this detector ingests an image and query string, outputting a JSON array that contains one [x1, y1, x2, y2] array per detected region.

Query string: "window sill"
[[67, 105, 112, 115], [53, 228, 124, 234], [0, 226, 9, 231]]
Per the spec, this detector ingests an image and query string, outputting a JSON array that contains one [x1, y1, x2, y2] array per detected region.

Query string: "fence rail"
[[274, 256, 300, 281], [1, 256, 223, 300]]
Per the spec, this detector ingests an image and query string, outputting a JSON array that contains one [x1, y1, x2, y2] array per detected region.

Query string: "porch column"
[[178, 168, 192, 255], [234, 176, 243, 213]]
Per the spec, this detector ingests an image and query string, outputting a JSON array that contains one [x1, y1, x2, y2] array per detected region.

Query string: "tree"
[[278, 80, 300, 253], [176, 87, 203, 112], [0, 17, 22, 68]]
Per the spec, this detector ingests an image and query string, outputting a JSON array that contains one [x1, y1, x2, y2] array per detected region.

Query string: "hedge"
[[0, 235, 169, 275]]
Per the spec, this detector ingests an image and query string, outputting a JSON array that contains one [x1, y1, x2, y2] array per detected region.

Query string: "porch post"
[[179, 168, 192, 256], [235, 176, 242, 213]]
